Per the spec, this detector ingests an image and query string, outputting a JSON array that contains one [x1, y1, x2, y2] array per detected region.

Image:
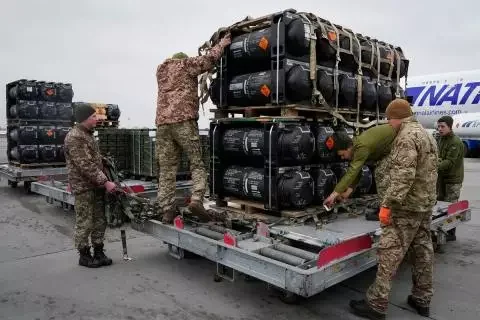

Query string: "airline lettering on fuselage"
[[407, 81, 480, 106], [460, 120, 480, 128]]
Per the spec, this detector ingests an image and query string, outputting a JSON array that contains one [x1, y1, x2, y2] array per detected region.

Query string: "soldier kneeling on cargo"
[[64, 103, 117, 268], [154, 32, 231, 223], [435, 115, 465, 243], [322, 102, 405, 215]]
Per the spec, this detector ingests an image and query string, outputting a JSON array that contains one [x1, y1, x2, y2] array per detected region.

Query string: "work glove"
[[379, 207, 392, 226]]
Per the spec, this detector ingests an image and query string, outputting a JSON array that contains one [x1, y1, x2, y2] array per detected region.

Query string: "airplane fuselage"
[[407, 70, 480, 128]]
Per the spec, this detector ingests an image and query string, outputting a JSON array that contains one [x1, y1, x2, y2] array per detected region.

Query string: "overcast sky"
[[1, 0, 478, 128]]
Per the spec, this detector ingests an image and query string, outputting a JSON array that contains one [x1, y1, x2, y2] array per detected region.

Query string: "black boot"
[[349, 299, 386, 320], [78, 246, 101, 268], [407, 295, 430, 317], [93, 243, 113, 266], [446, 228, 456, 241]]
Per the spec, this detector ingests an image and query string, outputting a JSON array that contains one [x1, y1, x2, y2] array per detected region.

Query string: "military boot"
[[446, 228, 457, 241], [78, 246, 101, 268], [188, 200, 211, 222], [349, 299, 386, 320], [407, 295, 430, 317], [93, 243, 113, 266], [162, 207, 177, 224]]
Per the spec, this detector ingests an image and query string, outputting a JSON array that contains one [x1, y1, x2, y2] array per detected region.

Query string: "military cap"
[[385, 98, 413, 119], [172, 52, 189, 59], [74, 103, 96, 123]]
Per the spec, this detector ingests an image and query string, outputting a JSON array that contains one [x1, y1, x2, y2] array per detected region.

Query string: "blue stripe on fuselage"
[[407, 82, 480, 107], [405, 86, 426, 105]]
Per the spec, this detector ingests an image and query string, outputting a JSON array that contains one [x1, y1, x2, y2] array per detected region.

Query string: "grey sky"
[[1, 0, 478, 129]]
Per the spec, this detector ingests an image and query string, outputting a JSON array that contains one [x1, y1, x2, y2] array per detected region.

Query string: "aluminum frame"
[[131, 203, 471, 298]]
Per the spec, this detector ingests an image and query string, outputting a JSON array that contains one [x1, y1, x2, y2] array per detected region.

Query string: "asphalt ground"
[[0, 159, 479, 319]]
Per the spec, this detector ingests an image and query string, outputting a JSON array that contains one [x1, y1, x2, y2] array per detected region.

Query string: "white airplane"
[[407, 69, 480, 129]]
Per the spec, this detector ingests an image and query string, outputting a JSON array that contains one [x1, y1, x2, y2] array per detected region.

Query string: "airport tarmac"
[[0, 159, 479, 320]]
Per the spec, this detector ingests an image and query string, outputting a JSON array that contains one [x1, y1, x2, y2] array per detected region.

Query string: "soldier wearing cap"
[[64, 103, 117, 268], [349, 99, 438, 319], [436, 115, 464, 243]]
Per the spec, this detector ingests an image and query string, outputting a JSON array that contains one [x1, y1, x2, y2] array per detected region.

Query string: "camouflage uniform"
[[365, 117, 438, 315], [155, 120, 206, 209], [64, 124, 108, 249], [155, 39, 229, 221], [373, 151, 393, 202], [437, 183, 462, 202]]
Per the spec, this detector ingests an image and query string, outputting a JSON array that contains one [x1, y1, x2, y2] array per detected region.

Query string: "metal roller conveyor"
[[259, 247, 306, 266], [196, 227, 225, 240], [274, 243, 318, 261]]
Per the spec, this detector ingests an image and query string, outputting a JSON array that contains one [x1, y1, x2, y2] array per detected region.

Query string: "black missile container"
[[330, 162, 374, 195], [221, 165, 314, 210], [210, 117, 319, 211], [209, 9, 408, 112], [209, 60, 403, 111], [309, 166, 337, 204], [6, 79, 75, 165]]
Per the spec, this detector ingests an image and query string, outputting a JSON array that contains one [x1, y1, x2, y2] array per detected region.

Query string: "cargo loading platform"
[[130, 199, 471, 302]]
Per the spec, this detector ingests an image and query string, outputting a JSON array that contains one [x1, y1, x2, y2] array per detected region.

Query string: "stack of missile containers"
[[207, 9, 409, 213], [6, 79, 74, 166]]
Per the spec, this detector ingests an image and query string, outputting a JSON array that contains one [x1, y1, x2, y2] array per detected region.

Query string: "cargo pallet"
[[96, 120, 119, 128], [211, 104, 385, 128], [130, 199, 471, 303], [0, 163, 68, 193], [9, 161, 66, 169]]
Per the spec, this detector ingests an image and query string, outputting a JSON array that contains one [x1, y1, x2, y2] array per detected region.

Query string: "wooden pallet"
[[218, 197, 322, 219], [9, 161, 66, 169], [211, 104, 383, 122], [96, 120, 119, 127]]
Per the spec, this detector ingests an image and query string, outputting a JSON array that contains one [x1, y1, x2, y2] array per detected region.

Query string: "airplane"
[[406, 69, 480, 129]]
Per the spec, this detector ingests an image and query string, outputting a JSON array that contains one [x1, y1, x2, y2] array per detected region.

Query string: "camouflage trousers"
[[155, 119, 207, 212], [74, 189, 106, 249], [366, 209, 434, 314], [437, 182, 462, 202]]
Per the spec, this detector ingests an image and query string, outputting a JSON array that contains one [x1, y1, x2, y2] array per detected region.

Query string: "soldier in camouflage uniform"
[[350, 99, 438, 319], [436, 115, 464, 242], [64, 103, 117, 268], [155, 32, 231, 223]]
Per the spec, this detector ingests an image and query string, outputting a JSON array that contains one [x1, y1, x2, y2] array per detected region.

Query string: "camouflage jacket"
[[155, 42, 227, 126], [64, 124, 108, 195], [382, 117, 438, 212]]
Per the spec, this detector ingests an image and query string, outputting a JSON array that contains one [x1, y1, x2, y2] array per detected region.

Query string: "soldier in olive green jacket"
[[436, 115, 465, 241], [323, 123, 398, 209]]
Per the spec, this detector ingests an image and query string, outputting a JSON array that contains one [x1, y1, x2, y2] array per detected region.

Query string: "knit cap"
[[385, 99, 413, 119]]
